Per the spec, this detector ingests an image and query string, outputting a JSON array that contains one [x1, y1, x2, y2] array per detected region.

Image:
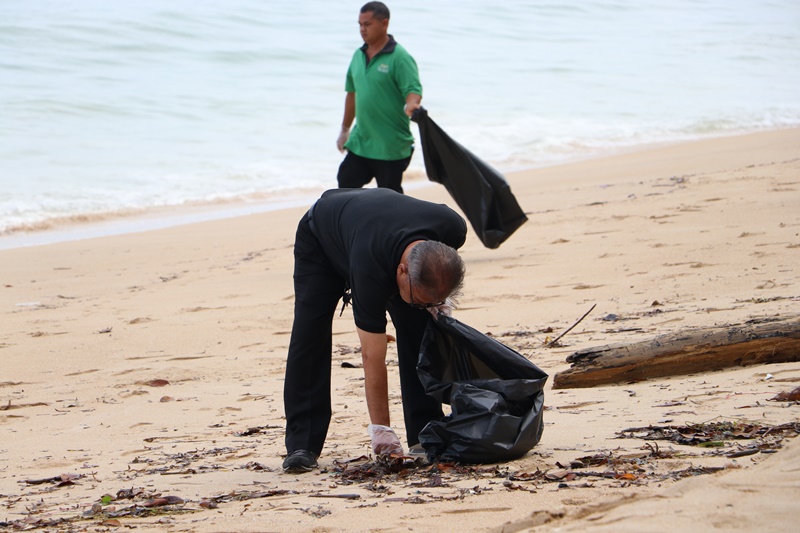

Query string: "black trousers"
[[336, 151, 412, 194], [283, 213, 443, 456]]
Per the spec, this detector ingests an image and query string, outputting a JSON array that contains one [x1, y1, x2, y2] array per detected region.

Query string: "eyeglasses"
[[408, 275, 445, 309]]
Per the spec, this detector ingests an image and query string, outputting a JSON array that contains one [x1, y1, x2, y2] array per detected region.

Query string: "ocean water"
[[2, 0, 799, 247]]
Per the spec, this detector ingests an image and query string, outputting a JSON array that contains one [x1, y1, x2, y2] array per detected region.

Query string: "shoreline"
[[0, 175, 434, 252], [2, 126, 793, 252], [1, 127, 798, 532]]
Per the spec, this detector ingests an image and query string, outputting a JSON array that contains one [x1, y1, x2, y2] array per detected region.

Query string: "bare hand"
[[336, 127, 350, 153]]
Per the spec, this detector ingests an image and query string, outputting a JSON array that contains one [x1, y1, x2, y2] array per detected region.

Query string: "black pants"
[[336, 151, 413, 194], [283, 213, 443, 456]]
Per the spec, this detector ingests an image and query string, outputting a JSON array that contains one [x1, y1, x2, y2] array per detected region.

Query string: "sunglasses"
[[408, 275, 445, 309]]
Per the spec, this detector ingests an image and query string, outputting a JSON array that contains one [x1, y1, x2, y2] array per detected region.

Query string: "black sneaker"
[[282, 450, 318, 473]]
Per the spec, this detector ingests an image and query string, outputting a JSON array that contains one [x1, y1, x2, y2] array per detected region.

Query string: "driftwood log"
[[553, 316, 800, 389]]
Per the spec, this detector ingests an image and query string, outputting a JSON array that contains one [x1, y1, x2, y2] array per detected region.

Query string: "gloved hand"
[[403, 101, 421, 118], [336, 127, 350, 153], [368, 424, 404, 456], [427, 297, 455, 318]]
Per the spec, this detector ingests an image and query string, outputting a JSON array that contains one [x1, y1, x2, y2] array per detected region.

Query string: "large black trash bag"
[[411, 107, 528, 249], [417, 315, 548, 464]]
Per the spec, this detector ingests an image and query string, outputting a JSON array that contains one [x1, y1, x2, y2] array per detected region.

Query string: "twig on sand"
[[548, 304, 597, 348]]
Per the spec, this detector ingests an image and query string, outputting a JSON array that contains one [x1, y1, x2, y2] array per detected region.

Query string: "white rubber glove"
[[427, 297, 455, 318], [368, 424, 404, 456], [336, 127, 350, 153]]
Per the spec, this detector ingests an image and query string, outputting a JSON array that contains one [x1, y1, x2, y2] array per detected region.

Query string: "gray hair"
[[407, 241, 465, 300], [361, 2, 390, 21]]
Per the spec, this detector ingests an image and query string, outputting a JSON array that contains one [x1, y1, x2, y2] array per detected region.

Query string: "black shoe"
[[282, 450, 318, 473]]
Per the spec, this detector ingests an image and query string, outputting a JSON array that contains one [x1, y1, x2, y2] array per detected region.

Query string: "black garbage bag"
[[417, 315, 548, 464], [411, 107, 528, 249]]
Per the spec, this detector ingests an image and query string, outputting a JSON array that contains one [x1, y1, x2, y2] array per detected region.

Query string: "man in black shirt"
[[282, 188, 467, 473]]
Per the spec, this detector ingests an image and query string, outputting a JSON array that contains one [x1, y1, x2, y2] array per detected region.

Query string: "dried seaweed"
[[21, 473, 84, 486], [0, 487, 295, 531], [616, 420, 800, 449], [769, 385, 800, 402], [5, 420, 797, 531], [235, 425, 281, 437]]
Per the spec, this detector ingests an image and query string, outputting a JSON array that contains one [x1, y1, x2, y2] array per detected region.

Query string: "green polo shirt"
[[344, 36, 421, 161]]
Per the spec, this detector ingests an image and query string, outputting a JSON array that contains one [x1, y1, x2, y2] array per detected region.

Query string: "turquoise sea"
[[2, 0, 799, 248]]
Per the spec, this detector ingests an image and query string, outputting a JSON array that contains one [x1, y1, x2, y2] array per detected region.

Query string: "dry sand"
[[1, 128, 799, 532]]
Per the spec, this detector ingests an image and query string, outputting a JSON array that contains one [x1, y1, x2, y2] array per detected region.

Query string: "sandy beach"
[[1, 128, 799, 532]]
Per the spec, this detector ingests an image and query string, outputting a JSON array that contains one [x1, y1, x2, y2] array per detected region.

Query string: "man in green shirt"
[[336, 2, 422, 194]]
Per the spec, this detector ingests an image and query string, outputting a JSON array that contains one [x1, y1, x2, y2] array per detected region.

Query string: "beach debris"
[[502, 479, 537, 492], [546, 304, 596, 348], [124, 444, 260, 478], [2, 486, 284, 529], [0, 517, 72, 530], [336, 343, 360, 355], [554, 315, 800, 388], [302, 506, 332, 518], [1, 400, 49, 411], [222, 488, 293, 501], [654, 400, 685, 407], [5, 429, 783, 533], [481, 327, 549, 355], [332, 454, 426, 483], [769, 385, 800, 402], [143, 379, 170, 387], [143, 495, 185, 507], [327, 442, 748, 499], [115, 487, 148, 500], [726, 447, 761, 458], [79, 490, 192, 521], [243, 461, 272, 471], [615, 420, 800, 451], [309, 492, 360, 500], [235, 425, 281, 437], [21, 472, 83, 486]]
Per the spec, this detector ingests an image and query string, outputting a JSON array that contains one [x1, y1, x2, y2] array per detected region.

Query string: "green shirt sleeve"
[[393, 47, 422, 99]]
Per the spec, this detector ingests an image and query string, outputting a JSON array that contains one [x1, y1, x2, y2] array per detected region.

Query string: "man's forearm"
[[363, 354, 390, 425], [342, 92, 356, 129], [357, 328, 390, 425]]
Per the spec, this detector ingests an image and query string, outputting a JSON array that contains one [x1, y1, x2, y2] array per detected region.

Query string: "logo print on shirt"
[[378, 63, 390, 73]]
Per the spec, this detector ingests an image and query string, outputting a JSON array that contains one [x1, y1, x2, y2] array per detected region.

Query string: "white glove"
[[336, 127, 350, 153], [368, 424, 404, 456], [427, 297, 455, 318]]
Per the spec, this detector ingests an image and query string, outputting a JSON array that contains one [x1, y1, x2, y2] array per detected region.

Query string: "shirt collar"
[[360, 34, 397, 58]]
